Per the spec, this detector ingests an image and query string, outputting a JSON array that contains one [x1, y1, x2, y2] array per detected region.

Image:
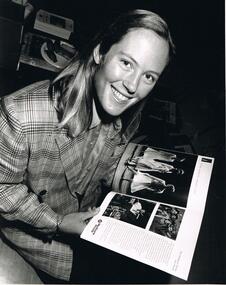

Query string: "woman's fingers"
[[80, 207, 100, 221]]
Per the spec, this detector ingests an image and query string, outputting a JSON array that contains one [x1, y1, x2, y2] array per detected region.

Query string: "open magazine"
[[81, 143, 214, 280]]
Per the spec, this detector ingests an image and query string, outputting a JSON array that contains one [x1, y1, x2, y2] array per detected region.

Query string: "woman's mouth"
[[111, 86, 129, 103]]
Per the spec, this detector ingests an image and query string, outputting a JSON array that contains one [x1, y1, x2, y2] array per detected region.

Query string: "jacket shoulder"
[[0, 80, 57, 133], [2, 80, 51, 102]]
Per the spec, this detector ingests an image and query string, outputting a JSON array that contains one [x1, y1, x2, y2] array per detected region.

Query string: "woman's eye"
[[121, 60, 132, 69], [145, 73, 155, 83]]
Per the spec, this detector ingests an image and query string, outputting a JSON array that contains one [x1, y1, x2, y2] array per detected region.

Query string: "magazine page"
[[81, 145, 214, 280], [112, 143, 200, 207]]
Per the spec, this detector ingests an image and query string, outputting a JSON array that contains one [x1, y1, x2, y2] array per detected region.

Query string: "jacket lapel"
[[55, 131, 85, 195]]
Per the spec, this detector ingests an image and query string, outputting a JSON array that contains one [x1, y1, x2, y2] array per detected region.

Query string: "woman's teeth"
[[112, 87, 129, 103]]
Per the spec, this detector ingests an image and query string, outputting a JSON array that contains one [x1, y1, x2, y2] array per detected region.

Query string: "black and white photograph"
[[0, 0, 224, 284], [103, 193, 156, 229], [149, 204, 185, 240], [127, 145, 198, 207]]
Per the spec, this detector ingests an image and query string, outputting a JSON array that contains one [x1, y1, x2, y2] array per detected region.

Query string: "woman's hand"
[[58, 207, 100, 235]]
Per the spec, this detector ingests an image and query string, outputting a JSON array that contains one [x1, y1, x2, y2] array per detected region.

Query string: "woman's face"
[[93, 28, 169, 117]]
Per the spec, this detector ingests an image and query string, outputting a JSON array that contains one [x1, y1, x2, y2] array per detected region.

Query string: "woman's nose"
[[123, 72, 140, 94]]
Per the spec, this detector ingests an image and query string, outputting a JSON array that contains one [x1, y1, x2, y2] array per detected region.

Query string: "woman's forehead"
[[106, 28, 169, 73]]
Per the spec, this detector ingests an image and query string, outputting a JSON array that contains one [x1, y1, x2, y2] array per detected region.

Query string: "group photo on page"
[[0, 0, 224, 284]]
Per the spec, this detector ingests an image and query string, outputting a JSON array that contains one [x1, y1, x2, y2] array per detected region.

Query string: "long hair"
[[50, 9, 175, 137]]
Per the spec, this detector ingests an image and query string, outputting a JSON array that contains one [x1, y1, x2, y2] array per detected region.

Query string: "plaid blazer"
[[0, 80, 140, 280]]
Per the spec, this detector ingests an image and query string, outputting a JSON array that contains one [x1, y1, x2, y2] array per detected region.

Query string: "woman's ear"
[[93, 45, 101, 64]]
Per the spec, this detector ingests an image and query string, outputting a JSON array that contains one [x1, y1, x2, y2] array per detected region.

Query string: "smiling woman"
[[0, 8, 175, 283], [93, 28, 169, 117]]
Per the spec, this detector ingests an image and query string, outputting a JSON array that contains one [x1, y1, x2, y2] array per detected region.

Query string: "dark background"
[[0, 0, 225, 283]]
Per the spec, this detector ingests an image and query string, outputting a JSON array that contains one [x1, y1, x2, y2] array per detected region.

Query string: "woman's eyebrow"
[[119, 51, 138, 64], [119, 51, 160, 77]]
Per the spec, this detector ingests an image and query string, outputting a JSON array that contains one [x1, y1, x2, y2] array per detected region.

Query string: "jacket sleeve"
[[0, 97, 61, 236]]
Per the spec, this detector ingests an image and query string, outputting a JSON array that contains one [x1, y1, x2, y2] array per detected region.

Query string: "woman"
[[0, 9, 175, 283]]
